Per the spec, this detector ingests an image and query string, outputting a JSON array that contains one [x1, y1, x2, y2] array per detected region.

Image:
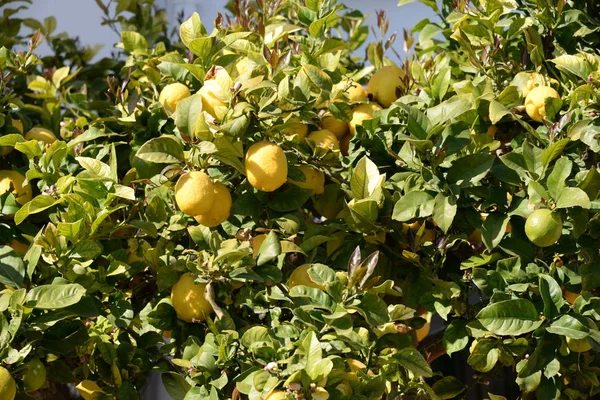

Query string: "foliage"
[[0, 0, 600, 399]]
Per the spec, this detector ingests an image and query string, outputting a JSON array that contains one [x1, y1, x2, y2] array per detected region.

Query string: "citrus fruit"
[[245, 141, 288, 192], [564, 290, 580, 305], [199, 79, 228, 120], [174, 171, 215, 216], [525, 86, 560, 122], [24, 127, 57, 144], [0, 366, 16, 400], [23, 358, 46, 392], [415, 311, 432, 342], [287, 165, 325, 194], [521, 72, 545, 98], [348, 103, 382, 136], [338, 80, 368, 103], [566, 337, 592, 353], [288, 264, 325, 290], [265, 390, 288, 400], [282, 117, 308, 141], [76, 380, 102, 400], [0, 170, 32, 205], [524, 209, 562, 247], [307, 129, 339, 151], [320, 114, 348, 139], [171, 273, 214, 323], [158, 82, 191, 113], [194, 181, 232, 227], [0, 120, 24, 156], [367, 65, 406, 107]]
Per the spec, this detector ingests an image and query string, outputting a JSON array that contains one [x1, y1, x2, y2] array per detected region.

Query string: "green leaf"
[[476, 299, 542, 336], [547, 157, 571, 200], [481, 212, 510, 250], [427, 96, 472, 126], [0, 246, 25, 289], [267, 186, 313, 213], [541, 139, 569, 167], [257, 231, 281, 266], [396, 103, 430, 140], [432, 376, 466, 399], [173, 94, 211, 141], [14, 195, 61, 225], [489, 100, 510, 125], [136, 136, 184, 164], [551, 54, 593, 80], [447, 153, 495, 187], [301, 64, 332, 91], [538, 274, 564, 319], [468, 339, 499, 372], [26, 284, 86, 309], [443, 319, 469, 356], [121, 31, 148, 55], [162, 371, 191, 400], [392, 191, 434, 222], [351, 156, 383, 200], [393, 348, 433, 378], [180, 13, 206, 48], [432, 193, 457, 234], [350, 292, 390, 326], [555, 187, 590, 209], [546, 315, 590, 339]]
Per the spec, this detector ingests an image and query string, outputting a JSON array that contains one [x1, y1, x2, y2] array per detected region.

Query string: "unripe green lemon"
[[367, 65, 406, 107], [566, 337, 592, 353], [171, 273, 214, 322], [245, 141, 288, 192], [287, 165, 325, 194], [23, 358, 46, 392], [524, 86, 560, 122], [174, 171, 215, 216], [524, 209, 562, 247], [0, 366, 16, 400], [159, 83, 191, 113], [194, 181, 232, 227]]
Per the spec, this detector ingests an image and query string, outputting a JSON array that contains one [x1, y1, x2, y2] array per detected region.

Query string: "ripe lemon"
[[282, 117, 308, 141], [174, 171, 215, 216], [349, 103, 382, 136], [158, 82, 191, 113], [564, 290, 580, 305], [23, 358, 46, 392], [245, 141, 288, 192], [76, 380, 102, 400], [0, 170, 32, 205], [194, 181, 232, 227], [288, 165, 325, 194], [339, 80, 368, 103], [524, 209, 562, 247], [521, 72, 545, 98], [199, 80, 228, 121], [415, 311, 432, 342], [288, 264, 325, 290], [265, 390, 288, 400], [0, 366, 16, 400], [171, 273, 214, 323], [524, 86, 560, 122], [307, 129, 339, 151], [251, 234, 268, 257], [320, 114, 348, 139], [566, 337, 592, 353], [367, 65, 406, 107], [24, 127, 57, 144]]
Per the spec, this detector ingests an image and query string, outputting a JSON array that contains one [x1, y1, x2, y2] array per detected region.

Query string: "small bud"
[[288, 382, 301, 391], [264, 362, 278, 372]]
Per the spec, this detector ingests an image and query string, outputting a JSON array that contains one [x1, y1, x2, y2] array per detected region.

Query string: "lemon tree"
[[0, 0, 600, 399]]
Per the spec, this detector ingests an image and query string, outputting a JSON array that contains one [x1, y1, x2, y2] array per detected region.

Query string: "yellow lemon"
[[0, 366, 15, 400], [199, 80, 228, 120], [174, 171, 215, 216], [339, 80, 368, 103], [348, 103, 382, 136], [521, 72, 545, 98], [159, 82, 191, 113], [23, 358, 46, 392], [194, 181, 232, 227], [288, 165, 325, 194], [288, 264, 325, 290], [171, 273, 214, 323], [566, 337, 592, 353], [252, 234, 268, 257], [76, 380, 102, 400], [525, 86, 560, 122], [282, 117, 308, 141], [564, 290, 580, 305], [265, 390, 288, 400], [415, 311, 432, 342], [525, 209, 562, 247], [24, 127, 57, 144], [0, 170, 32, 205], [245, 141, 288, 192], [320, 114, 349, 139], [307, 129, 339, 151], [367, 65, 406, 107], [339, 133, 352, 156]]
